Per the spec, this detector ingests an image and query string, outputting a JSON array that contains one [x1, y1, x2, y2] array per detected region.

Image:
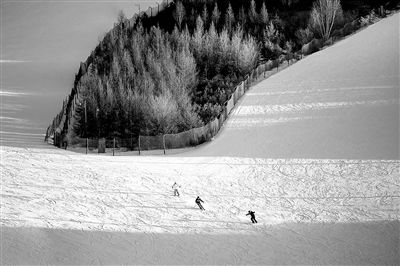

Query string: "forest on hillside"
[[50, 0, 396, 142]]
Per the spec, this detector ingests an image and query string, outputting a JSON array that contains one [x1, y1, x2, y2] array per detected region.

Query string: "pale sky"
[[1, 0, 156, 136]]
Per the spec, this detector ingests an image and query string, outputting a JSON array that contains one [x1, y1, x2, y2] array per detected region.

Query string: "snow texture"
[[1, 13, 399, 265]]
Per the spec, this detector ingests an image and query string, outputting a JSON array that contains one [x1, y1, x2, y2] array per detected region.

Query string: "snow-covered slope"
[[184, 13, 399, 160], [1, 13, 399, 265]]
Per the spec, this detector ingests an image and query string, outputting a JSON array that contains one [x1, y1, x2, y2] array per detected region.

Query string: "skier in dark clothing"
[[246, 210, 257, 223], [195, 196, 205, 210]]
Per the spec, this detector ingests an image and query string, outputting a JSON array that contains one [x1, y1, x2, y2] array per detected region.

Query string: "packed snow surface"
[[2, 147, 399, 231], [191, 14, 399, 160], [1, 13, 399, 265]]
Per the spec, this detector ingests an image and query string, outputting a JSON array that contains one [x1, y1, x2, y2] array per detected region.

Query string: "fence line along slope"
[[183, 12, 399, 160]]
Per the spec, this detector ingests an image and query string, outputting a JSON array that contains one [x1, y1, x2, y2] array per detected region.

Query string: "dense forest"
[[48, 0, 397, 143]]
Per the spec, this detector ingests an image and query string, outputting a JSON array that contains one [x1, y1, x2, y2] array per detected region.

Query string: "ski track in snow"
[[1, 146, 399, 233]]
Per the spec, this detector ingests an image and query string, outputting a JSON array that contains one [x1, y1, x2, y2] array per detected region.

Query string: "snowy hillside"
[[185, 12, 399, 160], [2, 13, 399, 265]]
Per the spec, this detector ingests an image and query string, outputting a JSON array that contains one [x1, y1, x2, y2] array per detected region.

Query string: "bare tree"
[[309, 0, 343, 40], [146, 91, 179, 134], [238, 36, 259, 75]]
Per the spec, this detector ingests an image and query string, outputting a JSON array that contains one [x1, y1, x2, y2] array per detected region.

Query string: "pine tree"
[[231, 26, 243, 61], [204, 22, 217, 56], [249, 0, 258, 24], [238, 6, 246, 28], [259, 2, 269, 25], [193, 16, 204, 54], [174, 1, 185, 30], [202, 4, 208, 27], [218, 28, 230, 59], [224, 3, 235, 32], [264, 21, 283, 59], [182, 25, 191, 48], [117, 10, 126, 29], [284, 40, 294, 63], [211, 3, 221, 28]]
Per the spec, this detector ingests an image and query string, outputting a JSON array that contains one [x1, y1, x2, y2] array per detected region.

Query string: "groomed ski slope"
[[185, 15, 399, 160], [1, 13, 399, 265]]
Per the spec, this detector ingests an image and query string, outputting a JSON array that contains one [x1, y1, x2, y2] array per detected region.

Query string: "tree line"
[[71, 10, 259, 140], [56, 0, 391, 141]]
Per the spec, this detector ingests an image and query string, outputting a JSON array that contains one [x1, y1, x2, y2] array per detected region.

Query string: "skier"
[[195, 196, 205, 210], [172, 182, 180, 197], [246, 210, 257, 223]]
